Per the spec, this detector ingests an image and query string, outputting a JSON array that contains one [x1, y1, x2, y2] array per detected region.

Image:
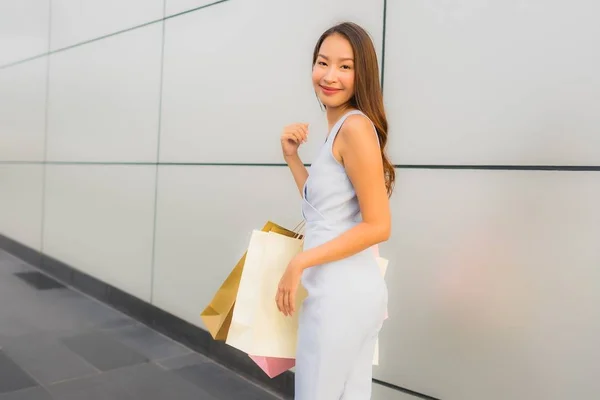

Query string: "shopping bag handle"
[[291, 220, 306, 239]]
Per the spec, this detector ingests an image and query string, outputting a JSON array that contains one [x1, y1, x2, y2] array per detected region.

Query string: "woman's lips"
[[320, 85, 342, 96]]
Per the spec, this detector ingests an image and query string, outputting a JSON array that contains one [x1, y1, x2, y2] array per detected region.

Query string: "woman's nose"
[[323, 67, 337, 83]]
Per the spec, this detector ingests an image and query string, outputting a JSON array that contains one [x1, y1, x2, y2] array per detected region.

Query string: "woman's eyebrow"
[[318, 54, 354, 62]]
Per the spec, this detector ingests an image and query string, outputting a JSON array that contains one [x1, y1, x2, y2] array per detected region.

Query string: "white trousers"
[[294, 288, 386, 400]]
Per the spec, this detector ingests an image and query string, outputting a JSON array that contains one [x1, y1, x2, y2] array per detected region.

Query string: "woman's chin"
[[319, 99, 346, 109]]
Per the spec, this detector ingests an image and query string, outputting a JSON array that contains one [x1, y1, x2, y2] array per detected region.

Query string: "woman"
[[276, 22, 395, 399]]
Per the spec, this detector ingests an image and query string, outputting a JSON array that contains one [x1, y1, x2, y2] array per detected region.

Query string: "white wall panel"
[[0, 0, 49, 66], [46, 24, 163, 162], [165, 0, 217, 17], [159, 0, 384, 163], [43, 165, 156, 301], [152, 165, 301, 328], [375, 169, 600, 400], [0, 58, 47, 162], [384, 0, 600, 165], [50, 0, 163, 50], [0, 165, 44, 251]]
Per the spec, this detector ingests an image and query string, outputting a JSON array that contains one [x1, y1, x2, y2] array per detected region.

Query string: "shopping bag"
[[201, 221, 300, 341], [371, 244, 388, 320], [200, 256, 243, 340], [373, 255, 389, 366], [226, 230, 306, 358], [248, 355, 296, 378]]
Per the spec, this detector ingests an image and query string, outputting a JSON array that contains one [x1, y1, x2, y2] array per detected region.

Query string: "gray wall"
[[1, 1, 599, 399]]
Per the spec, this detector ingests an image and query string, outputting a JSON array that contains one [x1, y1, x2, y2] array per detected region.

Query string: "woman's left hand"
[[276, 256, 304, 317]]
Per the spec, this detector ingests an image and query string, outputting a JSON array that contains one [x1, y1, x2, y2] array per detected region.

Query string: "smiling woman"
[[277, 22, 394, 400], [312, 24, 395, 196]]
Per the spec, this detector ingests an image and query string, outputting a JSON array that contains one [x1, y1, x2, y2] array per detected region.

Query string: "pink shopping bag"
[[249, 355, 295, 378]]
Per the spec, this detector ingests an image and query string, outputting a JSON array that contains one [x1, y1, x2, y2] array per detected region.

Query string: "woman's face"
[[312, 33, 356, 109]]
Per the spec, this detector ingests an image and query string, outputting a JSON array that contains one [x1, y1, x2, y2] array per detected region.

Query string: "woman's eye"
[[318, 61, 327, 66], [341, 65, 351, 70]]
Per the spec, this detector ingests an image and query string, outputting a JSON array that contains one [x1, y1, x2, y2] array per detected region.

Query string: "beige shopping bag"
[[225, 230, 305, 358], [201, 221, 301, 341], [373, 255, 389, 366]]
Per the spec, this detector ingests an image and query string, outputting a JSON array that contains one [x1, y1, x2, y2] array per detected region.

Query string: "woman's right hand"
[[280, 123, 309, 158]]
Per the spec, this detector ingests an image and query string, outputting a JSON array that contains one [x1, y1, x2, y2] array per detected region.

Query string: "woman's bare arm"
[[285, 154, 309, 197], [293, 114, 391, 269]]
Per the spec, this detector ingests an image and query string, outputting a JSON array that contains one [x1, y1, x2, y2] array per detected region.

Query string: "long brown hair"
[[312, 22, 395, 196]]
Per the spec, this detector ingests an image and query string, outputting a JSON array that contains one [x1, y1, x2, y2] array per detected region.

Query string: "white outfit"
[[295, 110, 388, 399]]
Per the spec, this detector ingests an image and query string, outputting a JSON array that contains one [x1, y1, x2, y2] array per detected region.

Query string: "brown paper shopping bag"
[[201, 221, 302, 341]]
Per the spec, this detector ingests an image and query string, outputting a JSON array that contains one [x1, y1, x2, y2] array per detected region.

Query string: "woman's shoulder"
[[338, 111, 377, 144]]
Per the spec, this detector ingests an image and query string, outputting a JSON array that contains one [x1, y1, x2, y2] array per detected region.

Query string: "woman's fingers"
[[283, 290, 296, 316], [298, 123, 309, 136], [282, 291, 289, 316], [292, 128, 306, 144], [281, 123, 309, 146], [277, 285, 298, 317], [296, 127, 308, 143], [285, 132, 301, 144], [289, 290, 296, 315], [291, 130, 303, 144], [276, 287, 288, 316]]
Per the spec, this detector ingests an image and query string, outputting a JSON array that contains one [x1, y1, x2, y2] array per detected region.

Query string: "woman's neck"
[[326, 103, 356, 131]]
